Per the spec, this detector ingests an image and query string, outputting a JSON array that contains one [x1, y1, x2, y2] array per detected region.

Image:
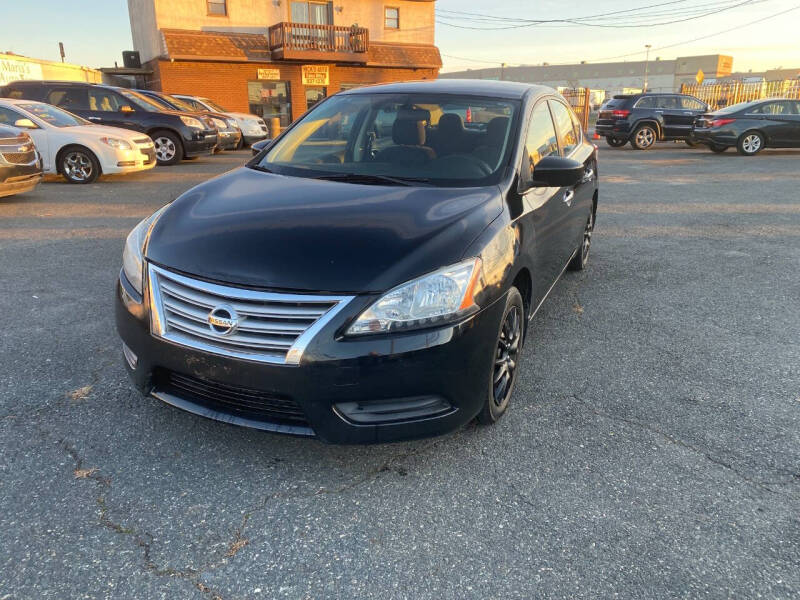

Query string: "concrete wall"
[[128, 0, 436, 63], [0, 53, 102, 86]]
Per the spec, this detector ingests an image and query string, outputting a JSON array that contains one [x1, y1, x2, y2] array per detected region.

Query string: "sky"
[[0, 0, 798, 74]]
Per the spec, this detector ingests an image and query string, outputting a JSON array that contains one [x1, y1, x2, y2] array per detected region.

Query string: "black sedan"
[[0, 125, 42, 198], [115, 80, 598, 443], [692, 98, 800, 155]]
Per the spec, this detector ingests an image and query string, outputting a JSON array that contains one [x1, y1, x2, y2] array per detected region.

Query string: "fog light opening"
[[122, 343, 138, 369], [335, 396, 453, 425]]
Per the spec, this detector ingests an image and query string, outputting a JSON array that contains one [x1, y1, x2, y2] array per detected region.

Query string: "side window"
[[46, 87, 88, 110], [751, 102, 785, 115], [681, 97, 705, 110], [635, 96, 657, 109], [522, 101, 558, 182], [788, 101, 800, 115], [88, 89, 123, 112], [656, 96, 679, 109], [0, 106, 26, 126], [548, 99, 578, 155], [569, 109, 583, 145]]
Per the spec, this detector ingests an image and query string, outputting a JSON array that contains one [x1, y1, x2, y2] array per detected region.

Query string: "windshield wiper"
[[249, 164, 273, 173], [313, 173, 432, 186]]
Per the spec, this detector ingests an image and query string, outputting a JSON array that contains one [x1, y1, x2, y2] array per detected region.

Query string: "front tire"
[[59, 146, 100, 184], [737, 131, 764, 156], [152, 130, 184, 165], [631, 124, 657, 150], [477, 287, 524, 425], [605, 136, 627, 148]]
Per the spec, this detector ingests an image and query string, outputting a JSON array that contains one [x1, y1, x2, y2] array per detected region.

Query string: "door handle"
[[87, 117, 101, 121], [563, 190, 575, 206], [581, 168, 594, 184]]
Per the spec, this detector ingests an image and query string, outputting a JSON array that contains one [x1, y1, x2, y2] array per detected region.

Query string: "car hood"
[[146, 167, 502, 294], [227, 112, 262, 122], [70, 124, 150, 141]]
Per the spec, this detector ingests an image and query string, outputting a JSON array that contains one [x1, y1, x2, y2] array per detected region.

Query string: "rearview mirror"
[[530, 156, 584, 188], [120, 105, 134, 113], [14, 118, 38, 129]]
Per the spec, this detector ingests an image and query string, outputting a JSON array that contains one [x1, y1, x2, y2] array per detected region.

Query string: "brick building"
[[127, 0, 441, 125]]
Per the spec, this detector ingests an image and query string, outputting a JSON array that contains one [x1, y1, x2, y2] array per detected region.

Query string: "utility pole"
[[58, 42, 65, 63], [643, 44, 652, 92], [500, 62, 506, 81]]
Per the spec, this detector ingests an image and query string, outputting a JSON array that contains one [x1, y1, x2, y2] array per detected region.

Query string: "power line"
[[439, 3, 800, 69]]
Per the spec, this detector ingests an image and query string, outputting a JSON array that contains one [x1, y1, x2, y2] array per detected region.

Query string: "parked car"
[[0, 124, 42, 197], [692, 98, 800, 155], [171, 94, 269, 146], [250, 138, 270, 155], [133, 89, 242, 151], [595, 92, 708, 149], [0, 99, 156, 183], [116, 80, 598, 443], [0, 81, 217, 165]]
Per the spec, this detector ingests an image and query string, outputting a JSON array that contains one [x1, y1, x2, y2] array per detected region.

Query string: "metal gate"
[[681, 79, 800, 110], [561, 88, 592, 131]]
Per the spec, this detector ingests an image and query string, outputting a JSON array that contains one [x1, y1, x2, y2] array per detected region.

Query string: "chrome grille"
[[148, 264, 352, 365], [1, 149, 36, 164]]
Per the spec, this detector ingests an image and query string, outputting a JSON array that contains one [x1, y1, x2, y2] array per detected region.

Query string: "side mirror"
[[530, 155, 584, 188], [14, 118, 38, 129], [120, 105, 134, 113], [251, 139, 272, 155]]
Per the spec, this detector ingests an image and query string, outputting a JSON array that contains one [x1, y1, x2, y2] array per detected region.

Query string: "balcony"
[[267, 22, 369, 63]]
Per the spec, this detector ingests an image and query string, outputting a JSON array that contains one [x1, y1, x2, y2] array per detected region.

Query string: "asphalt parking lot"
[[1, 145, 798, 599]]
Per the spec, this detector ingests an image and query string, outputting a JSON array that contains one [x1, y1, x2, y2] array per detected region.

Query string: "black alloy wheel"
[[568, 209, 594, 271], [478, 287, 524, 425], [605, 136, 627, 148]]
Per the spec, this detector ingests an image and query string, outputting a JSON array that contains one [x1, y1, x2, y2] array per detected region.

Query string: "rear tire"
[[477, 287, 524, 425], [59, 146, 100, 184], [737, 131, 764, 156], [709, 144, 728, 153], [605, 136, 627, 148], [684, 139, 698, 148], [631, 124, 657, 150], [152, 130, 184, 165]]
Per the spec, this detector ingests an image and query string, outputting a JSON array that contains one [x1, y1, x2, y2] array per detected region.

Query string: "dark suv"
[[595, 93, 708, 150], [0, 81, 217, 165]]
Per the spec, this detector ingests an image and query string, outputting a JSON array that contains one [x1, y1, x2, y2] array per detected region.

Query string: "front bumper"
[[0, 159, 43, 198], [115, 272, 505, 444], [103, 143, 157, 174], [216, 130, 242, 150], [183, 129, 218, 157]]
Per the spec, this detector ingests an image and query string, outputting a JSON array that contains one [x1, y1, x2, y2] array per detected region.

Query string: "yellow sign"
[[257, 68, 281, 80], [695, 69, 705, 84], [302, 65, 329, 86]]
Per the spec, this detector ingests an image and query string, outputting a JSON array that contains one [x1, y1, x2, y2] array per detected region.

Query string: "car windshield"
[[117, 89, 165, 112], [163, 94, 197, 112], [18, 103, 87, 127], [253, 92, 520, 187], [199, 97, 227, 112]]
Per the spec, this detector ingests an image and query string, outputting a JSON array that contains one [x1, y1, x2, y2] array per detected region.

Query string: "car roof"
[[0, 97, 43, 105], [340, 79, 551, 99]]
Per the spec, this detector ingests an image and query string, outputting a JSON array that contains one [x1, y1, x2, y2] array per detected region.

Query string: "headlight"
[[346, 258, 483, 336], [122, 206, 168, 295], [227, 118, 240, 129], [180, 116, 204, 129], [212, 117, 227, 129], [100, 137, 132, 150]]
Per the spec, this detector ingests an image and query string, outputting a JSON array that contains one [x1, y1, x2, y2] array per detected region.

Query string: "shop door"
[[305, 87, 327, 111], [248, 81, 291, 127]]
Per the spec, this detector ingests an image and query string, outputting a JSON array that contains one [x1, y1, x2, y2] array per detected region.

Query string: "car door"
[[519, 100, 572, 306], [749, 101, 799, 146], [657, 95, 689, 138], [784, 100, 800, 145], [679, 96, 708, 130], [0, 104, 50, 169], [549, 98, 594, 254]]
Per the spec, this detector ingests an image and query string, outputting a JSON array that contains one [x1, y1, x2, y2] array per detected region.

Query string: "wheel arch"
[[739, 128, 769, 146], [633, 118, 662, 138], [511, 267, 533, 327], [147, 127, 186, 153]]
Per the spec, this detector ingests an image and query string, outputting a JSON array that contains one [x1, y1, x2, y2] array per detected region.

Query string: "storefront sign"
[[301, 65, 329, 86], [0, 57, 43, 86], [257, 68, 281, 80]]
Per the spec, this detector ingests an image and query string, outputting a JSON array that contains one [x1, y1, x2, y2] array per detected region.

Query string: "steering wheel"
[[433, 154, 493, 177]]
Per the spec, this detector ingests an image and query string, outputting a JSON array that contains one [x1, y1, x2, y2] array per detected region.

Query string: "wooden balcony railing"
[[267, 22, 369, 62]]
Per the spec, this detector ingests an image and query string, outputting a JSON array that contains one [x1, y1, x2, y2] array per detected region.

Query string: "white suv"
[[172, 95, 268, 147]]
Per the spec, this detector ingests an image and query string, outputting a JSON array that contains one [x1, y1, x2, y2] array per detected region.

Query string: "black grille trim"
[[155, 369, 309, 426]]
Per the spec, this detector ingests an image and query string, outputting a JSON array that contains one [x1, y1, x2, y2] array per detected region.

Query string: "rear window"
[[602, 98, 630, 110]]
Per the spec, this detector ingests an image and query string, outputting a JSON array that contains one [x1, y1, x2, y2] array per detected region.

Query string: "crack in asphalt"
[[570, 394, 799, 494]]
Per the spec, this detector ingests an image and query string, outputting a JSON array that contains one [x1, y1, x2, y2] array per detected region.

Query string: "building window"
[[385, 7, 399, 29], [207, 0, 227, 16]]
